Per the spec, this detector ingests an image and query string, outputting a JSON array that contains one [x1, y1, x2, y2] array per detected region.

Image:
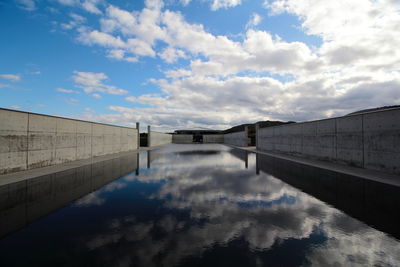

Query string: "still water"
[[0, 144, 400, 266]]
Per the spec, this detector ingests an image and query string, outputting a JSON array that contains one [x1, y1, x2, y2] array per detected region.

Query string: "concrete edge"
[[226, 145, 400, 187]]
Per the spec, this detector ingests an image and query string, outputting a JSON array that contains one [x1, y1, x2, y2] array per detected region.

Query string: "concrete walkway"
[[231, 145, 400, 187]]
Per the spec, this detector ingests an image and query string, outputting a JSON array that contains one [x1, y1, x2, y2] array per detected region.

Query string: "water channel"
[[0, 144, 399, 266]]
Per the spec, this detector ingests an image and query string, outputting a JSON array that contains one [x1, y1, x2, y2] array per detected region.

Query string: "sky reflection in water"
[[0, 144, 399, 267]]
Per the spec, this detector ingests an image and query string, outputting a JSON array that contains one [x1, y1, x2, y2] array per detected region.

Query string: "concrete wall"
[[148, 131, 172, 147], [172, 134, 193, 144], [203, 134, 224, 143], [0, 109, 138, 174], [0, 152, 138, 239], [257, 108, 400, 175], [224, 131, 248, 147]]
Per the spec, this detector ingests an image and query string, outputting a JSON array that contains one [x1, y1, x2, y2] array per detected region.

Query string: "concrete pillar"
[[147, 125, 151, 147], [136, 122, 140, 149], [255, 123, 259, 149]]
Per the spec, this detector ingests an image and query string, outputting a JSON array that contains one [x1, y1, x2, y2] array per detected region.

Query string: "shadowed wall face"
[[0, 109, 138, 174], [224, 131, 248, 146], [257, 108, 400, 175], [172, 134, 193, 144], [203, 134, 224, 143]]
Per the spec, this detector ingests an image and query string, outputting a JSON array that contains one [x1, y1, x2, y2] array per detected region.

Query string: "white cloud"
[[0, 74, 21, 82], [246, 13, 262, 28], [177, 0, 241, 10], [209, 0, 242, 10], [56, 88, 80, 94], [55, 0, 400, 129], [159, 46, 186, 63], [72, 71, 128, 95], [9, 105, 22, 110], [61, 13, 86, 30], [0, 83, 9, 88], [16, 0, 36, 11], [56, 0, 102, 14]]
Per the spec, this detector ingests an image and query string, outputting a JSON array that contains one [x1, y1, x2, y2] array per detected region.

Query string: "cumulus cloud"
[[0, 74, 21, 82], [53, 0, 400, 129], [246, 13, 262, 28], [72, 71, 128, 96]]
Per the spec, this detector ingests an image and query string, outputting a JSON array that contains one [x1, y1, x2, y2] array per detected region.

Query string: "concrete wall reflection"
[[0, 153, 138, 239], [256, 153, 400, 239]]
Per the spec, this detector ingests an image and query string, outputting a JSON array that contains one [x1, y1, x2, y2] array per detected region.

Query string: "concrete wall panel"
[[28, 114, 57, 169], [363, 109, 400, 174], [172, 134, 193, 144], [0, 109, 28, 174], [315, 119, 336, 160], [224, 131, 247, 147], [149, 131, 172, 147], [203, 134, 224, 143], [336, 115, 363, 167], [0, 109, 138, 174]]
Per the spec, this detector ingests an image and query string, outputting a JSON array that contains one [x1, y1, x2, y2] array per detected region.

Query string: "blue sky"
[[1, 0, 399, 131]]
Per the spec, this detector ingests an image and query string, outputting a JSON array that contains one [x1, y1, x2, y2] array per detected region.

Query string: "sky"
[[0, 0, 399, 131]]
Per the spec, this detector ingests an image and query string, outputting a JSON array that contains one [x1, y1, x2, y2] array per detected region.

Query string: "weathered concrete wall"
[[203, 134, 224, 143], [148, 131, 172, 147], [0, 109, 138, 174], [257, 108, 400, 175], [0, 152, 138, 239], [224, 131, 248, 147], [172, 134, 193, 144]]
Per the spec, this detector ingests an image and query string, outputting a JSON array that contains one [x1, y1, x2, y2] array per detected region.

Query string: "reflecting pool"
[[1, 144, 400, 266]]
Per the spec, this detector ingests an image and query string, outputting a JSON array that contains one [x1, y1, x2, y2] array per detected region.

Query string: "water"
[[0, 144, 399, 266]]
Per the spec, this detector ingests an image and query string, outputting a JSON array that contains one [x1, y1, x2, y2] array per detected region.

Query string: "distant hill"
[[346, 105, 400, 116]]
